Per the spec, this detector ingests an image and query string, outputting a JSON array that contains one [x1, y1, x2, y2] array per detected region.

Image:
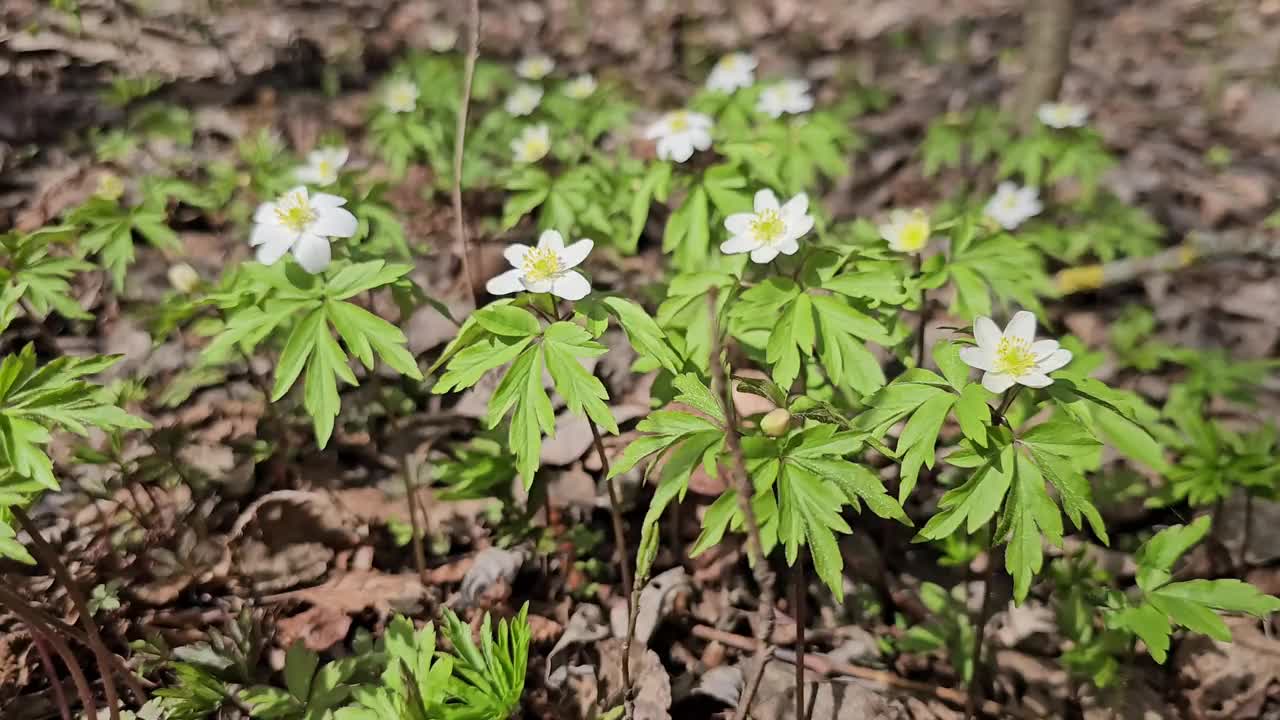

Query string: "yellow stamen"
[[994, 337, 1037, 377], [750, 209, 786, 246], [274, 192, 316, 232], [522, 246, 562, 282], [898, 219, 930, 252], [669, 112, 690, 131]]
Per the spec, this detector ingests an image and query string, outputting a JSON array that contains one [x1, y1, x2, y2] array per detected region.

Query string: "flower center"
[[524, 138, 548, 158], [669, 112, 690, 131], [274, 194, 316, 232], [750, 210, 786, 245], [900, 221, 929, 251], [522, 246, 562, 282], [994, 337, 1037, 377], [1002, 194, 1021, 211]]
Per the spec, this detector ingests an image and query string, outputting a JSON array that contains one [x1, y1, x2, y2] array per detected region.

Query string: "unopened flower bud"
[[761, 408, 792, 437], [167, 263, 201, 293]]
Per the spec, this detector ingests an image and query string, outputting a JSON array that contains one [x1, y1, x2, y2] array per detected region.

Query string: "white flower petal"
[[754, 189, 780, 213], [486, 268, 526, 295], [782, 192, 810, 218], [1017, 372, 1054, 388], [522, 276, 553, 294], [295, 166, 324, 184], [1004, 311, 1037, 345], [1030, 339, 1060, 359], [311, 192, 347, 209], [982, 371, 1017, 394], [559, 239, 593, 269], [1037, 348, 1073, 374], [973, 316, 1002, 351], [537, 229, 565, 252], [664, 137, 695, 163], [253, 201, 279, 224], [958, 345, 992, 371], [311, 206, 358, 238], [250, 222, 293, 248], [787, 213, 814, 241], [689, 128, 713, 152], [720, 234, 758, 255], [725, 213, 753, 235], [551, 270, 591, 300], [750, 245, 780, 264], [503, 244, 531, 267], [292, 233, 332, 274], [777, 239, 800, 256], [255, 235, 295, 265]]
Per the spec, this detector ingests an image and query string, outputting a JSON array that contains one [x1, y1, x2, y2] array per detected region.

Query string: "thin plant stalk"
[[793, 557, 806, 720], [451, 0, 481, 305], [12, 507, 122, 720], [588, 417, 637, 714], [966, 554, 998, 720], [915, 253, 928, 369], [401, 449, 428, 580], [0, 584, 98, 719], [31, 631, 74, 720], [707, 290, 779, 720]]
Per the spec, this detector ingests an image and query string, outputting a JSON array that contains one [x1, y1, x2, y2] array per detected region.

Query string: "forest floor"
[[2, 1, 1280, 719]]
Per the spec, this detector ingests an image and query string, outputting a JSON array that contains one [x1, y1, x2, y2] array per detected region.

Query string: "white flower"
[[486, 230, 593, 300], [167, 263, 201, 293], [250, 187, 358, 274], [505, 84, 543, 116], [516, 54, 555, 80], [757, 79, 813, 118], [295, 146, 349, 187], [1037, 102, 1089, 129], [721, 189, 814, 264], [706, 52, 757, 93], [879, 209, 933, 255], [959, 310, 1073, 393], [511, 124, 551, 164], [384, 79, 419, 113], [984, 182, 1043, 230], [425, 24, 458, 52], [563, 73, 597, 99], [644, 110, 713, 163]]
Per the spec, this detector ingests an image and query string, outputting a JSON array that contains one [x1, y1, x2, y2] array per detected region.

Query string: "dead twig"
[[690, 624, 1021, 718], [1054, 229, 1280, 294], [0, 584, 99, 719]]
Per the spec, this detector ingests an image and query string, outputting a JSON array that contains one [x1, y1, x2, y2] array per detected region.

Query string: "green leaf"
[[777, 463, 852, 600], [272, 308, 325, 401], [434, 336, 534, 394], [603, 297, 683, 375], [1109, 604, 1172, 663], [543, 322, 617, 434], [896, 392, 956, 501], [284, 642, 318, 701], [764, 293, 814, 390], [997, 452, 1062, 602], [473, 305, 542, 338], [1135, 516, 1211, 591], [918, 442, 1015, 541], [955, 384, 992, 447], [932, 341, 970, 389]]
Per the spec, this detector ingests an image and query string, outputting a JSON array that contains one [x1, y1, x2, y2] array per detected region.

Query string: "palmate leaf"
[[435, 306, 621, 489], [439, 605, 530, 720], [611, 373, 725, 577], [0, 345, 150, 562], [946, 226, 1049, 320], [692, 423, 906, 600], [1108, 516, 1280, 663]]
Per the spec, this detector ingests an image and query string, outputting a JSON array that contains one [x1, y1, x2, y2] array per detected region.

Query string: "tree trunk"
[[1014, 0, 1076, 131]]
